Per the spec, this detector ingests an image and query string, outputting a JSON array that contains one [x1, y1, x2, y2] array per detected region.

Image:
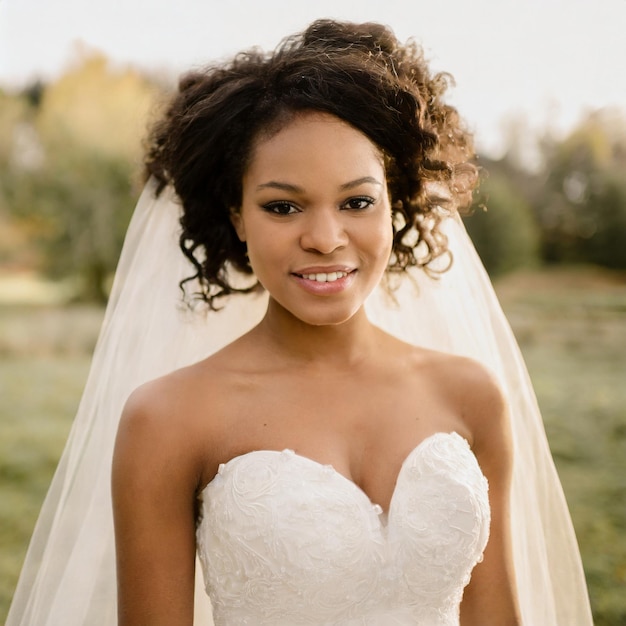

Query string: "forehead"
[[244, 111, 385, 183]]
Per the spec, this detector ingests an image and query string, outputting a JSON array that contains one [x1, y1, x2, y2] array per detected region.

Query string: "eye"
[[262, 201, 299, 215], [342, 196, 375, 211]]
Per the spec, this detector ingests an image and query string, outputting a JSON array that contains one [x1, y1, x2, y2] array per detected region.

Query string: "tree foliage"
[[0, 52, 162, 302], [4, 153, 134, 302], [537, 109, 626, 269], [466, 108, 626, 275], [465, 159, 541, 276]]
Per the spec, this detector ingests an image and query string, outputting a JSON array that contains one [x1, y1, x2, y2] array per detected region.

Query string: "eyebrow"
[[256, 176, 383, 193]]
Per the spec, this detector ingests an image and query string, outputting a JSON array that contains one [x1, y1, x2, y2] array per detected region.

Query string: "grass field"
[[496, 267, 626, 625], [1, 268, 625, 624]]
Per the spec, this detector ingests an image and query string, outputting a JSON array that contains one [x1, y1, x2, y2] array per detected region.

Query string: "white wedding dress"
[[196, 432, 490, 625]]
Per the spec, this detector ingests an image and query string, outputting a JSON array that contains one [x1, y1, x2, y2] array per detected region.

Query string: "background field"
[[1, 267, 625, 624]]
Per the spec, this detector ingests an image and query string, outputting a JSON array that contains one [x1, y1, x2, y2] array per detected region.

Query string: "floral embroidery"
[[196, 432, 490, 625]]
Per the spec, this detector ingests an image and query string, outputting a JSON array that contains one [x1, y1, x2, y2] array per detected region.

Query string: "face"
[[232, 111, 393, 327]]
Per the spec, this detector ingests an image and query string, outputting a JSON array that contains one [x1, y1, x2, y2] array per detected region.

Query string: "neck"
[[253, 299, 380, 368]]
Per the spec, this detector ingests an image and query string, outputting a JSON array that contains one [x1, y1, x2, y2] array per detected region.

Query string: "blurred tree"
[[465, 157, 541, 276], [36, 48, 158, 162], [0, 90, 41, 268], [537, 108, 626, 269], [1, 51, 164, 302], [0, 90, 31, 161], [5, 153, 135, 302]]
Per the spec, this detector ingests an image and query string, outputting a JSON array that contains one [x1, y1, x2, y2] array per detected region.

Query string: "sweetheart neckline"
[[199, 431, 471, 517]]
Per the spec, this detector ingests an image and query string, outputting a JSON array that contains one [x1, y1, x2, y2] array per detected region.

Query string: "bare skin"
[[112, 113, 521, 625]]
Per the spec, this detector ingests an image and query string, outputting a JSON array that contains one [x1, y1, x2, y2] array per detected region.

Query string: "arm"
[[112, 381, 202, 626], [458, 364, 522, 626]]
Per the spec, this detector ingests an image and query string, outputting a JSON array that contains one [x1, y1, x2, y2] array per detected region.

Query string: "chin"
[[292, 307, 361, 326], [284, 302, 363, 328], [307, 315, 356, 327]]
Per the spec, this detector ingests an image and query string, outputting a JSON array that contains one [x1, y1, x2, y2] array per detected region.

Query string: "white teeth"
[[301, 271, 348, 282]]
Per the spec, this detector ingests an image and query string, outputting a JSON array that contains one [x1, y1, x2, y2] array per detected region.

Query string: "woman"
[[7, 19, 591, 626]]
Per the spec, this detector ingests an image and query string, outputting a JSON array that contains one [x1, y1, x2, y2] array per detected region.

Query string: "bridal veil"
[[7, 180, 593, 625]]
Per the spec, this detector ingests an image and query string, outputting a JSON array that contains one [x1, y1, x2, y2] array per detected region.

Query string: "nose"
[[299, 208, 348, 254]]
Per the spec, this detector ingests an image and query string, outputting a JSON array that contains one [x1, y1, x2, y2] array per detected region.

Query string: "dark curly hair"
[[145, 19, 478, 309]]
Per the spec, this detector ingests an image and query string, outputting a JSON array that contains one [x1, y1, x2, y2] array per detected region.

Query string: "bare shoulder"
[[429, 349, 511, 464], [403, 342, 504, 402], [121, 336, 247, 425], [119, 333, 255, 443], [430, 352, 506, 419], [114, 354, 234, 493], [119, 365, 205, 444], [399, 341, 509, 448]]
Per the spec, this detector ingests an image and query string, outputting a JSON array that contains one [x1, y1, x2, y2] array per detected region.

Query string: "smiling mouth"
[[295, 270, 352, 283]]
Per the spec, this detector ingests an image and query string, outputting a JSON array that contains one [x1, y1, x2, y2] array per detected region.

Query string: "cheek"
[[244, 226, 286, 278], [368, 216, 394, 261]]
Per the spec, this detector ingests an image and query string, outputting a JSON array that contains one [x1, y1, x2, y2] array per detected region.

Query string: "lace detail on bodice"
[[196, 432, 490, 625]]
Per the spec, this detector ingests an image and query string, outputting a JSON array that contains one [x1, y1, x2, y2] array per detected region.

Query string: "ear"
[[230, 209, 246, 242]]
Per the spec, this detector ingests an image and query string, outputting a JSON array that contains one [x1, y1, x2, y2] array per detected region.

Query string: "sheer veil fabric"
[[7, 180, 592, 625]]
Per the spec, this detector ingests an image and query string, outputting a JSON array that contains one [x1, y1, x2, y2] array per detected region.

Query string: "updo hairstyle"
[[145, 19, 478, 309]]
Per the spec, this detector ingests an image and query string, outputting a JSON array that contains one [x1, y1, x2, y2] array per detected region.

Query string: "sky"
[[1, 0, 625, 157]]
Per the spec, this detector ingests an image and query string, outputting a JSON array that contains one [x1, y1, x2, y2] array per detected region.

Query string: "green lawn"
[[1, 268, 625, 624], [0, 304, 102, 621], [0, 356, 90, 615], [495, 267, 626, 625]]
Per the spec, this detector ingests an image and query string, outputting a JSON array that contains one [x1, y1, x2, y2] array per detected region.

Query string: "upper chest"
[[195, 366, 468, 510]]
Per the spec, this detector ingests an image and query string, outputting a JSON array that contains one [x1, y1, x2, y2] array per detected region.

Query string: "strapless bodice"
[[196, 431, 490, 625]]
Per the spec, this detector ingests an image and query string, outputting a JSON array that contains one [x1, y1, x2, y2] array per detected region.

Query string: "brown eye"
[[263, 202, 299, 215], [343, 196, 374, 210]]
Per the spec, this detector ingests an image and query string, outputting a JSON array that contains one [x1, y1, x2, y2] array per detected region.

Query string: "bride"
[[8, 19, 592, 626]]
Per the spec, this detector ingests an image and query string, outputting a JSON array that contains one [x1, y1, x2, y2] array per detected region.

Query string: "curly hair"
[[145, 19, 478, 309]]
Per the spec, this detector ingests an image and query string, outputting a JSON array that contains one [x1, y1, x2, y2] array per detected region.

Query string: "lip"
[[292, 265, 355, 275], [291, 267, 356, 296]]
